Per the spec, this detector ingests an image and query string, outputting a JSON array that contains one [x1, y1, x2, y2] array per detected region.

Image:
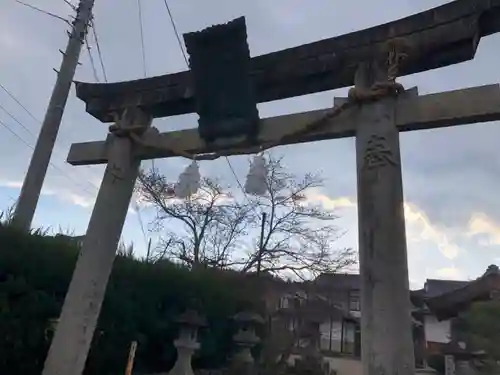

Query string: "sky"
[[0, 0, 499, 289]]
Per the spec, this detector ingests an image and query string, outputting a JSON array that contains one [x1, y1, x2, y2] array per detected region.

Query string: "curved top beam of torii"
[[76, 0, 500, 122]]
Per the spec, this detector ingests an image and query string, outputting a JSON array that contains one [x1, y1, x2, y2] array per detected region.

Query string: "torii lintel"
[[67, 84, 500, 166], [74, 0, 500, 122]]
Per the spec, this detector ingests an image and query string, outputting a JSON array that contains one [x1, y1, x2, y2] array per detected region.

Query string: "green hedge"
[[0, 225, 260, 375]]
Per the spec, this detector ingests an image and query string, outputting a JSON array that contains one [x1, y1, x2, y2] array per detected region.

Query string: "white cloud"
[[0, 179, 95, 208], [434, 267, 463, 280], [304, 188, 357, 210], [466, 212, 500, 246], [304, 189, 462, 260], [404, 202, 462, 260]]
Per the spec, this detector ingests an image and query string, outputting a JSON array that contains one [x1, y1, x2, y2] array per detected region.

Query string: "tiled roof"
[[423, 279, 470, 298], [314, 273, 360, 290], [426, 265, 500, 319]]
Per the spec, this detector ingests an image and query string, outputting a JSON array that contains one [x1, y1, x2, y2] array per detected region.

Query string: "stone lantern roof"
[[175, 309, 207, 327], [233, 311, 265, 325]]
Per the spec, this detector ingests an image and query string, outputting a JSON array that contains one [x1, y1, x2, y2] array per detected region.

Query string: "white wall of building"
[[424, 315, 451, 343]]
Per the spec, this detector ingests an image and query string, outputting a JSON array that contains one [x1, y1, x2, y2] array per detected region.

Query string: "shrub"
[[0, 225, 260, 375]]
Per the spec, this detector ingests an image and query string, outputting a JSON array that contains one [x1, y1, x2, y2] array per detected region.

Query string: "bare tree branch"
[[242, 154, 356, 279], [136, 167, 253, 268], [135, 155, 356, 279]]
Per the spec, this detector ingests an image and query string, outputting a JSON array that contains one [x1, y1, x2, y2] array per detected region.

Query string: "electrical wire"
[[137, 0, 147, 77], [0, 118, 35, 150], [162, 0, 189, 67], [0, 83, 98, 188], [85, 34, 100, 82], [10, 0, 100, 193], [0, 81, 100, 197], [0, 83, 40, 125], [90, 19, 108, 82], [136, 2, 154, 169], [0, 117, 96, 197], [89, 14, 149, 250], [13, 0, 70, 24], [0, 102, 38, 139]]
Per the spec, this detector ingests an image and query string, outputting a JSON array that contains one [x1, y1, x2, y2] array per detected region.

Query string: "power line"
[[0, 84, 99, 192], [85, 34, 100, 82], [13, 0, 70, 24], [0, 83, 100, 196], [88, 14, 149, 250], [0, 102, 38, 140], [161, 0, 189, 66], [0, 83, 40, 124], [0, 118, 36, 150], [137, 0, 147, 77], [225, 156, 253, 203], [12, 0, 96, 230], [137, 2, 152, 168], [90, 19, 108, 82], [0, 117, 96, 197]]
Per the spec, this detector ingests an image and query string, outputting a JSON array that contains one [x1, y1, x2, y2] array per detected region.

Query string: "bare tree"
[[240, 154, 355, 279], [136, 168, 252, 268], [137, 154, 355, 278]]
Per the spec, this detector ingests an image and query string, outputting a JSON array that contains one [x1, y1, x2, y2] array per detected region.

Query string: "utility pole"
[[12, 0, 95, 231]]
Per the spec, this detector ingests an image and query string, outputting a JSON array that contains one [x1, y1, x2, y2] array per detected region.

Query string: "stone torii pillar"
[[42, 108, 152, 375], [353, 61, 415, 375]]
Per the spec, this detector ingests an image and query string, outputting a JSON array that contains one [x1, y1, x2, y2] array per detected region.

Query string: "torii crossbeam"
[[75, 0, 500, 122], [67, 84, 500, 165], [42, 2, 500, 375]]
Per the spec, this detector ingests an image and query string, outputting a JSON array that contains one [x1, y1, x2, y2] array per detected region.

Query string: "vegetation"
[[0, 154, 356, 375], [0, 223, 261, 375], [456, 300, 500, 374]]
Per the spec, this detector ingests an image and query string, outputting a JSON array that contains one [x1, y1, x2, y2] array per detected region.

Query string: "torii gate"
[[42, 1, 500, 375]]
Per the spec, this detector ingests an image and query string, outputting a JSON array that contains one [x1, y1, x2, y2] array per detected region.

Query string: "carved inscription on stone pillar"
[[360, 132, 399, 281], [109, 163, 125, 183], [362, 134, 398, 171]]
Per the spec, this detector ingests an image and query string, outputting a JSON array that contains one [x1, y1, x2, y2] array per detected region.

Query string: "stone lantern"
[[232, 311, 264, 364], [169, 309, 206, 375]]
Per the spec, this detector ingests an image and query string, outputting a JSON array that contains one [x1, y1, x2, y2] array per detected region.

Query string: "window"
[[279, 295, 290, 309], [349, 291, 360, 311], [320, 322, 331, 350], [341, 321, 356, 354], [319, 319, 357, 355]]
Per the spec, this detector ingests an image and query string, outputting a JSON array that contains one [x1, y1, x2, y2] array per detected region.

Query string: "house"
[[263, 265, 500, 375], [260, 273, 362, 375], [417, 265, 500, 359]]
